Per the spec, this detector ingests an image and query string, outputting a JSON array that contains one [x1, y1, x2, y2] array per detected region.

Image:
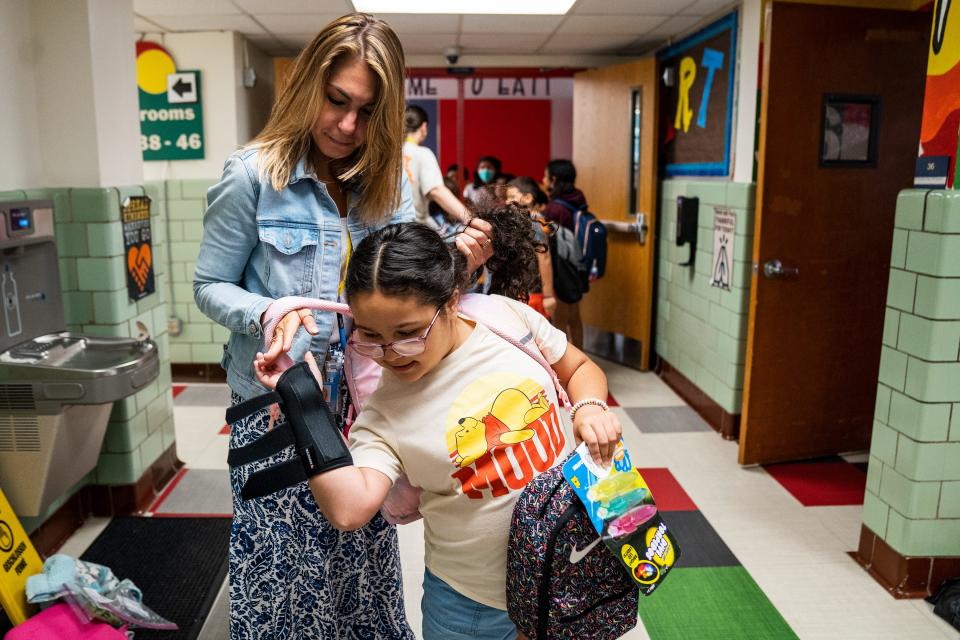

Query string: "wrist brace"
[[275, 361, 352, 477], [226, 362, 352, 500]]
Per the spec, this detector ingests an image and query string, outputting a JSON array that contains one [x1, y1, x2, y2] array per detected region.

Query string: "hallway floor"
[[59, 358, 957, 639]]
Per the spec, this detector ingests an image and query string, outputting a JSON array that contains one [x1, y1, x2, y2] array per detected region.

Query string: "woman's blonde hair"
[[254, 13, 405, 222]]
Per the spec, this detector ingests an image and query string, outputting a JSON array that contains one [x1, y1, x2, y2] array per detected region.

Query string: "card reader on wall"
[[676, 196, 699, 267]]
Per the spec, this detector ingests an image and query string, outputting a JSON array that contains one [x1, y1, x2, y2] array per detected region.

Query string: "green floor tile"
[[639, 566, 798, 640]]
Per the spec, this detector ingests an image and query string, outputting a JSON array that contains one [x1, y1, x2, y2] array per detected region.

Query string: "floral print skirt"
[[228, 391, 414, 639]]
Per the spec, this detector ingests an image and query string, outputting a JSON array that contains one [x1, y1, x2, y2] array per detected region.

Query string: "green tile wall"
[[146, 179, 225, 364], [656, 180, 756, 415], [865, 188, 960, 557], [0, 187, 176, 530]]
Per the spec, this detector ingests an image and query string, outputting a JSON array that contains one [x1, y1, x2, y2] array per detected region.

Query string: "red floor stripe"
[[637, 467, 698, 511], [219, 424, 230, 435], [763, 458, 867, 506], [147, 467, 189, 513], [172, 385, 188, 398], [606, 392, 619, 407]]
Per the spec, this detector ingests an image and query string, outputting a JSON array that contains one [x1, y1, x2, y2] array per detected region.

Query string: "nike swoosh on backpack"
[[569, 537, 602, 564]]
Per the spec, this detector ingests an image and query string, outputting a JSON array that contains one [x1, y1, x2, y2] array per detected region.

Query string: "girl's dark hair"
[[471, 155, 502, 188], [403, 104, 428, 133], [346, 204, 540, 307], [508, 176, 548, 207], [546, 159, 576, 198]]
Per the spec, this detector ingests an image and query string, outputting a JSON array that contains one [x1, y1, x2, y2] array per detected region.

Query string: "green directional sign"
[[138, 68, 205, 161]]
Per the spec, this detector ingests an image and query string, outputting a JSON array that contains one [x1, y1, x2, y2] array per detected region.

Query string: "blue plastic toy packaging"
[[562, 440, 681, 595]]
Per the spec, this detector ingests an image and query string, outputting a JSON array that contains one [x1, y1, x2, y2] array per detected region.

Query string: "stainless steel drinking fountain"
[[0, 200, 159, 516]]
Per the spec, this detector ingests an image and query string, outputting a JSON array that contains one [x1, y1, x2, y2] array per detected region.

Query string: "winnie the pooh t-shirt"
[[349, 295, 571, 610]]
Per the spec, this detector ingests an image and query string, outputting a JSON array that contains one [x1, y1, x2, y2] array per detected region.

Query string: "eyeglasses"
[[348, 307, 443, 359]]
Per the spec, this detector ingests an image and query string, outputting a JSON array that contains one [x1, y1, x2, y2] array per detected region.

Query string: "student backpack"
[[535, 214, 588, 304], [507, 454, 639, 639], [555, 199, 609, 285]]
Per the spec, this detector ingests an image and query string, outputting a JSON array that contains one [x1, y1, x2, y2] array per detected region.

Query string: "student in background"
[[505, 176, 556, 319], [463, 156, 502, 204], [403, 105, 471, 228], [541, 159, 587, 347]]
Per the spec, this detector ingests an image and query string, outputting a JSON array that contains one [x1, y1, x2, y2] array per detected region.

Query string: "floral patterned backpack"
[[507, 455, 640, 639]]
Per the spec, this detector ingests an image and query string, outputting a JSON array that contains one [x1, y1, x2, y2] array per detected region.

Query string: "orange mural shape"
[[128, 243, 152, 291]]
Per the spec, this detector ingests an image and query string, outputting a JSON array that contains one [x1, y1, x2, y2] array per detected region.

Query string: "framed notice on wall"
[[658, 12, 738, 177]]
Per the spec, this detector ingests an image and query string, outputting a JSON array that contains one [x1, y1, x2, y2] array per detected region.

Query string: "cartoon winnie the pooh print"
[[453, 388, 550, 467]]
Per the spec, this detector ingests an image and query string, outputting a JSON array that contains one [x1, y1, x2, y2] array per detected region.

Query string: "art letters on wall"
[[657, 13, 738, 177]]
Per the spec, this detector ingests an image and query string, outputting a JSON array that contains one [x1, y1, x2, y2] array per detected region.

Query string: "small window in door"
[[629, 88, 642, 213], [820, 95, 880, 167]]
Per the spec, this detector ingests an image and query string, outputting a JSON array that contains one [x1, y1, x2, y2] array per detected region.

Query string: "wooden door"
[[739, 3, 928, 465], [574, 59, 658, 369]]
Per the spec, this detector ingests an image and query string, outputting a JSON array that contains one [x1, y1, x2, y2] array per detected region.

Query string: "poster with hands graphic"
[[122, 196, 155, 301]]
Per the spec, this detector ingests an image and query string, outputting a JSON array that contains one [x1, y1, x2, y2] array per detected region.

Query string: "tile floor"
[[60, 359, 958, 639]]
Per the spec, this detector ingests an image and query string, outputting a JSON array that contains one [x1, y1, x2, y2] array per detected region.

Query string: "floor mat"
[[763, 456, 867, 506], [658, 510, 740, 568], [152, 469, 232, 516], [625, 406, 712, 434], [637, 468, 698, 511], [80, 517, 231, 640], [639, 567, 798, 639]]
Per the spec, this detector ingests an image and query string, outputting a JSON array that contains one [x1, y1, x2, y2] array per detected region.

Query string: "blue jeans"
[[421, 569, 517, 640]]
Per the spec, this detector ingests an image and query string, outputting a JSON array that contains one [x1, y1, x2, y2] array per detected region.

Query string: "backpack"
[[927, 577, 960, 631], [538, 214, 588, 304], [508, 454, 639, 639], [556, 199, 608, 284]]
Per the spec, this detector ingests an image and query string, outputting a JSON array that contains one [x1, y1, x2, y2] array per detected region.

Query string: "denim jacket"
[[194, 147, 415, 399]]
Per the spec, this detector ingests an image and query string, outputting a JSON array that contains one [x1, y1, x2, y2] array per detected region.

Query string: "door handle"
[[597, 213, 649, 245], [635, 212, 649, 246], [762, 259, 799, 279]]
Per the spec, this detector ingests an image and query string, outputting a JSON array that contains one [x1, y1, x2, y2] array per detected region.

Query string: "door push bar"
[[598, 212, 649, 245]]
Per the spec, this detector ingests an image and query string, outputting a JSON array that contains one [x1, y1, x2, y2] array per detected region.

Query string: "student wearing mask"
[[463, 156, 502, 204]]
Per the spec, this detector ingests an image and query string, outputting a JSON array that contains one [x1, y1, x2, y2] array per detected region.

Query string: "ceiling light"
[[352, 0, 575, 15]]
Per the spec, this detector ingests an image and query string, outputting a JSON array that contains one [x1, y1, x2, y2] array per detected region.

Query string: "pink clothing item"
[[5, 604, 127, 640]]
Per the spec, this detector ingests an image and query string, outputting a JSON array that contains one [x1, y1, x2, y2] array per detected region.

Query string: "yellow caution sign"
[[0, 489, 42, 625]]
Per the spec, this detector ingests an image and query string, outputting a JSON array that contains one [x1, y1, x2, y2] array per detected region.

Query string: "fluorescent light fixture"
[[352, 0, 575, 15]]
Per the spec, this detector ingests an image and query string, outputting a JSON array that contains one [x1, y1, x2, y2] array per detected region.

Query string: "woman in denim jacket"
[[194, 14, 492, 639]]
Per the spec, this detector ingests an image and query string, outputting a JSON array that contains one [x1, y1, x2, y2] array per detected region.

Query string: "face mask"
[[477, 168, 494, 183]]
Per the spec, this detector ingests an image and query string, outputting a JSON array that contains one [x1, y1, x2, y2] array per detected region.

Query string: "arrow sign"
[[167, 72, 198, 103], [172, 77, 192, 97]]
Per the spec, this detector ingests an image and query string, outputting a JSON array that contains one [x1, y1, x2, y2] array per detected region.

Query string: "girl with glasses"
[[255, 205, 622, 640]]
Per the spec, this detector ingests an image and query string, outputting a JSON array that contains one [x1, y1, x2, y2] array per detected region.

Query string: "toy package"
[[562, 440, 680, 595]]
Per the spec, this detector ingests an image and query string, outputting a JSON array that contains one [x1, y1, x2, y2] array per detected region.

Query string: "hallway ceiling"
[[133, 0, 737, 61]]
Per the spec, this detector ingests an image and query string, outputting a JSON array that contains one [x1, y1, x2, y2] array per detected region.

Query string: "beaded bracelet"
[[569, 397, 609, 421]]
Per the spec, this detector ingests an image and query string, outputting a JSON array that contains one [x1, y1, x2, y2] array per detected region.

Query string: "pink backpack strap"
[[260, 297, 379, 417], [261, 296, 351, 352], [458, 294, 572, 410]]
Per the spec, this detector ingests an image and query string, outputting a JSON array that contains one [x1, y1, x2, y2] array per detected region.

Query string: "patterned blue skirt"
[[228, 391, 414, 639]]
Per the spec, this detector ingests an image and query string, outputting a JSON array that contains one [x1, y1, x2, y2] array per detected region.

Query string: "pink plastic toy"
[[5, 603, 127, 640], [607, 504, 658, 538]]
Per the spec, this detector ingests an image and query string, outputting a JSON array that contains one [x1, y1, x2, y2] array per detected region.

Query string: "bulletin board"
[[658, 12, 738, 177]]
